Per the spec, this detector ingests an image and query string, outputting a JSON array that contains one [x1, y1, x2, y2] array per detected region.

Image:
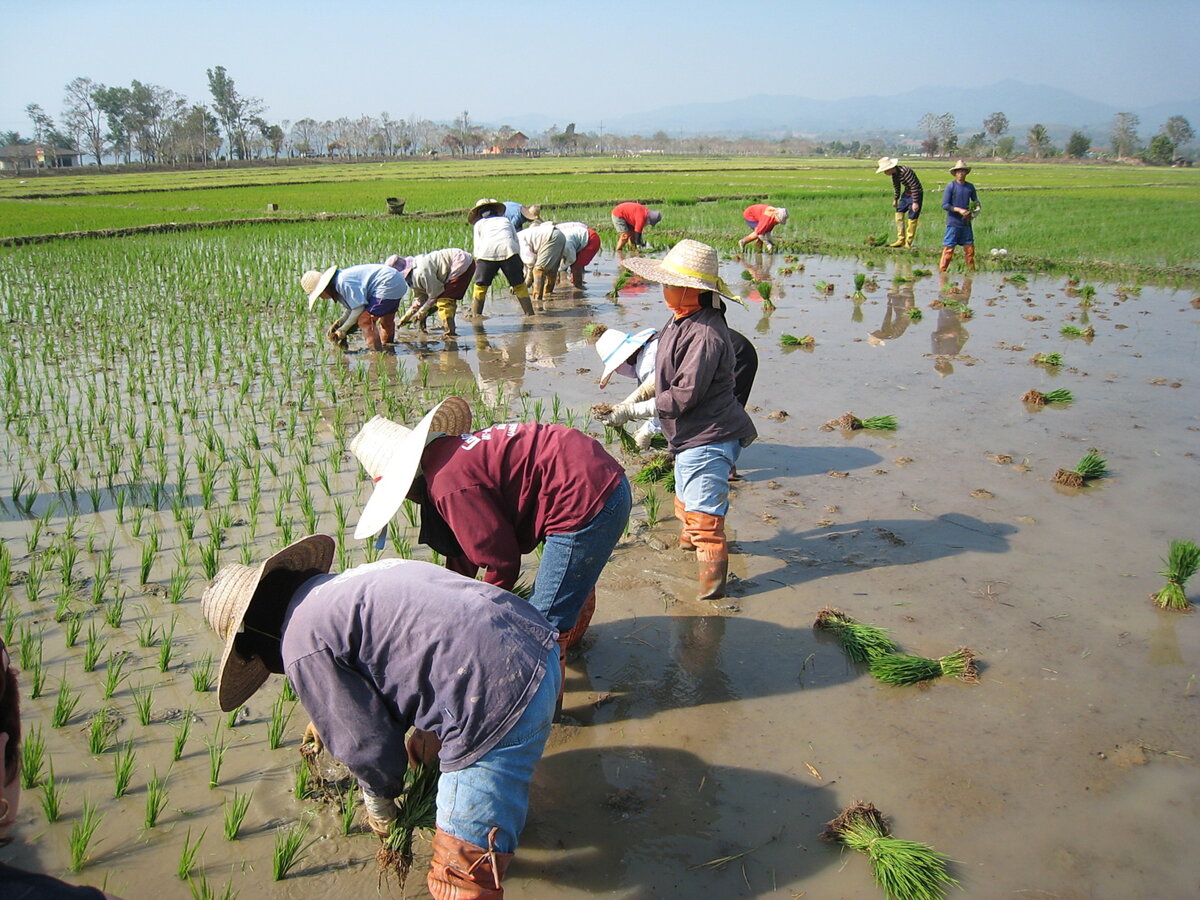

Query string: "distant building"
[[485, 132, 542, 156], [0, 144, 85, 171]]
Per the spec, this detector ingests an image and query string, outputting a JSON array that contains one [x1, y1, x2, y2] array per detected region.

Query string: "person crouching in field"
[[558, 221, 602, 288], [469, 199, 534, 317], [940, 160, 981, 272], [302, 263, 408, 351], [385, 248, 475, 337], [737, 204, 788, 252]]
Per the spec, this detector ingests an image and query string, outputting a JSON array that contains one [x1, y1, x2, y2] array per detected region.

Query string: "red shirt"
[[743, 204, 779, 235], [612, 201, 651, 233], [420, 424, 624, 588]]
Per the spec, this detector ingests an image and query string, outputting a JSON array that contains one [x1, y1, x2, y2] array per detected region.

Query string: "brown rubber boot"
[[571, 266, 585, 289], [674, 496, 694, 550], [687, 512, 729, 600], [529, 269, 545, 304], [513, 283, 535, 316], [470, 283, 487, 316], [544, 270, 558, 296], [559, 590, 596, 651], [427, 827, 511, 899], [964, 244, 976, 271], [938, 246, 955, 272]]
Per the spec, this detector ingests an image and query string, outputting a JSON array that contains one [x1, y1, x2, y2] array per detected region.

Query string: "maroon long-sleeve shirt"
[[419, 423, 624, 588]]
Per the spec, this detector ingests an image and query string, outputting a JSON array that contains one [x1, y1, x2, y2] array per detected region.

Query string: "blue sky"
[[2, 0, 1196, 135]]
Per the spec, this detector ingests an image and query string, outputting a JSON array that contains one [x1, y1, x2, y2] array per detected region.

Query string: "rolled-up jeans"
[[675, 440, 742, 516], [530, 475, 632, 635], [436, 644, 560, 852]]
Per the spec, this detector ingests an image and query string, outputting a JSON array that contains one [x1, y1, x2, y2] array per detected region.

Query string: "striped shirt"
[[891, 166, 923, 206]]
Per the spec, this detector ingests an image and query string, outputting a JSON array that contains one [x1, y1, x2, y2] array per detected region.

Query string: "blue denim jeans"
[[530, 476, 632, 634], [675, 440, 742, 516], [436, 644, 560, 852], [943, 223, 975, 246]]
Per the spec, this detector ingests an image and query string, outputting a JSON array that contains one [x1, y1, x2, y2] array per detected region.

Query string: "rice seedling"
[[814, 607, 897, 662], [139, 532, 160, 585], [136, 613, 158, 647], [187, 873, 239, 900], [825, 412, 897, 431], [1052, 450, 1108, 487], [643, 486, 662, 526], [68, 797, 104, 872], [912, 268, 932, 278], [87, 707, 119, 754], [223, 789, 253, 840], [906, 307, 923, 321], [40, 760, 62, 822], [377, 760, 441, 886], [199, 539, 220, 581], [822, 801, 959, 900], [633, 453, 674, 488], [272, 816, 316, 880], [132, 682, 155, 726], [267, 693, 295, 750], [293, 762, 312, 801], [606, 267, 632, 298], [145, 769, 169, 829], [852, 273, 867, 300], [281, 678, 298, 703], [207, 728, 229, 787], [112, 740, 136, 798], [103, 593, 125, 628], [54, 588, 75, 625], [192, 653, 216, 693], [83, 622, 107, 672], [869, 648, 979, 685], [1060, 324, 1095, 338], [173, 712, 193, 761], [159, 629, 176, 672], [780, 333, 815, 347], [178, 828, 206, 881], [1151, 539, 1200, 611], [20, 725, 46, 789], [1078, 284, 1096, 304], [1020, 388, 1074, 406], [102, 651, 129, 699], [226, 706, 242, 729], [17, 622, 43, 670], [757, 281, 773, 304], [582, 322, 607, 340], [63, 613, 83, 648], [1031, 352, 1063, 367], [1006, 273, 1028, 287], [52, 673, 81, 728]]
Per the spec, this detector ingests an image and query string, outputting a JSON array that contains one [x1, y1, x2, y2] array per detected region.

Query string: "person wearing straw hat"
[[469, 199, 534, 317], [301, 263, 408, 351], [875, 157, 924, 248], [737, 204, 789, 252], [200, 534, 559, 899], [0, 637, 128, 899], [940, 161, 981, 272], [517, 220, 568, 306], [600, 240, 756, 600], [385, 248, 475, 337], [349, 397, 631, 701], [558, 220, 602, 288], [502, 201, 541, 231], [611, 201, 662, 252]]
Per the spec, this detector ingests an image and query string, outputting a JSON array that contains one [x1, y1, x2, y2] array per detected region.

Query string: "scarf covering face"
[[664, 285, 703, 319]]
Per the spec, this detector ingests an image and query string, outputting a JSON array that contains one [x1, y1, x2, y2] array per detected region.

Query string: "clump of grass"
[[852, 273, 867, 299], [20, 725, 47, 788], [40, 760, 62, 822], [1031, 352, 1063, 367], [172, 712, 193, 761], [1151, 539, 1200, 611], [267, 693, 295, 750], [1078, 284, 1096, 304], [192, 653, 215, 693], [1052, 450, 1108, 487], [132, 682, 155, 726], [780, 333, 815, 347], [68, 797, 103, 872], [145, 769, 169, 829], [1060, 324, 1095, 338], [112, 740, 136, 798], [1006, 273, 1028, 287], [821, 801, 959, 900], [87, 707, 118, 755], [52, 674, 81, 728], [273, 817, 316, 881], [814, 607, 896, 662], [907, 307, 923, 321], [377, 761, 440, 887], [223, 789, 253, 840], [1020, 388, 1074, 406], [207, 727, 229, 788], [633, 453, 674, 491], [869, 648, 979, 685]]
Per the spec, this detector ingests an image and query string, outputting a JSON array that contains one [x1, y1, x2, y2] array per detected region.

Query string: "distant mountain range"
[[499, 79, 1199, 141]]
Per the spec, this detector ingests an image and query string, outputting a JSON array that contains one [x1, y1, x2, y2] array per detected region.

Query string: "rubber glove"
[[362, 789, 398, 839], [600, 398, 656, 426]]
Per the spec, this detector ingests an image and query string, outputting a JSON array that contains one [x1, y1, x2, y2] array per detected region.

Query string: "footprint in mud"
[[873, 527, 906, 546]]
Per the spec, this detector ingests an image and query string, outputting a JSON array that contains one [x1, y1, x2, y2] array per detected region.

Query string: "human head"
[[301, 266, 337, 309], [0, 637, 20, 841], [949, 160, 971, 181], [875, 156, 900, 175], [595, 327, 658, 387], [647, 210, 663, 227], [468, 198, 507, 224]]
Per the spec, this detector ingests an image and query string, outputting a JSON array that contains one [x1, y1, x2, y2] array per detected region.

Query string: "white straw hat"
[[875, 156, 900, 174], [201, 534, 336, 712], [949, 160, 971, 175], [770, 207, 789, 225], [350, 397, 474, 540], [620, 239, 737, 301], [301, 266, 337, 309], [468, 198, 507, 225], [595, 327, 658, 388]]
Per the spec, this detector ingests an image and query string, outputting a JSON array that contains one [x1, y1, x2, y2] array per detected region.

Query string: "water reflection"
[[871, 286, 916, 341], [932, 276, 972, 375]]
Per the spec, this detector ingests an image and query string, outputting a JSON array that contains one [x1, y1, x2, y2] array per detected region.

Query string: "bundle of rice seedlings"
[[582, 322, 608, 341], [1031, 352, 1063, 367], [633, 454, 675, 490], [1060, 324, 1095, 338], [780, 334, 815, 347], [828, 413, 898, 431], [740, 269, 753, 281], [606, 268, 632, 299], [866, 234, 889, 247], [1052, 450, 1107, 487], [906, 308, 923, 321], [852, 274, 867, 300], [813, 607, 896, 662], [1020, 388, 1073, 406], [1006, 274, 1028, 287], [1078, 285, 1096, 304], [1151, 539, 1200, 611], [821, 801, 959, 900], [868, 648, 978, 685], [757, 281, 773, 303], [377, 761, 440, 887], [911, 269, 932, 278]]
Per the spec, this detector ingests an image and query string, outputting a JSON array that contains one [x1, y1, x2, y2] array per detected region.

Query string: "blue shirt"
[[942, 180, 979, 226], [332, 264, 408, 316], [502, 201, 532, 231]]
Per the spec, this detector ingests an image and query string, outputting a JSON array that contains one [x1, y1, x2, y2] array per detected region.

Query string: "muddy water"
[[4, 248, 1199, 899]]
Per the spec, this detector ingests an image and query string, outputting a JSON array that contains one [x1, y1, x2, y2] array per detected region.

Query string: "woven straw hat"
[[875, 156, 900, 174], [350, 397, 474, 540], [201, 534, 335, 712], [620, 239, 737, 301], [595, 327, 658, 388], [770, 206, 789, 225], [521, 204, 541, 221], [949, 160, 971, 175], [301, 266, 337, 309], [468, 198, 507, 225]]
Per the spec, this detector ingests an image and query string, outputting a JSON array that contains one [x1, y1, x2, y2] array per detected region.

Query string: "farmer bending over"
[[302, 263, 408, 351], [876, 156, 924, 248], [385, 248, 475, 337], [611, 201, 662, 252], [737, 204, 788, 252], [469, 199, 534, 316]]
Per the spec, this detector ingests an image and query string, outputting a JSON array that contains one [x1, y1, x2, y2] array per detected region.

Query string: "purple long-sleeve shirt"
[[281, 559, 555, 798]]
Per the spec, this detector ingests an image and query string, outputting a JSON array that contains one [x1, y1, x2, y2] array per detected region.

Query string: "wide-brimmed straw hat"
[[596, 327, 658, 388], [201, 534, 335, 712], [301, 266, 337, 309], [521, 204, 541, 221], [350, 397, 474, 540], [875, 156, 900, 174], [468, 198, 507, 225], [620, 239, 737, 301], [949, 160, 971, 175]]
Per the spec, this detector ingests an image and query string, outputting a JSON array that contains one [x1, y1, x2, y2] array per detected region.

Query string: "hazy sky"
[[2, 0, 1196, 134]]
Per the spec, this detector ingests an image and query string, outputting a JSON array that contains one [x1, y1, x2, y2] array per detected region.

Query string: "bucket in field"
[[386, 197, 406, 216]]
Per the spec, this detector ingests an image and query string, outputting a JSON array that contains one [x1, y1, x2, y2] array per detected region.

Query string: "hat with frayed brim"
[[202, 534, 335, 712], [350, 397, 474, 540], [620, 239, 739, 302], [521, 204, 541, 220], [302, 265, 337, 310], [596, 326, 658, 388], [875, 156, 900, 174], [949, 160, 972, 175], [468, 198, 507, 225]]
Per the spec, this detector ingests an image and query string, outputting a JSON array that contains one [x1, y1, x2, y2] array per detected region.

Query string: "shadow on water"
[[522, 746, 840, 898], [738, 442, 885, 480]]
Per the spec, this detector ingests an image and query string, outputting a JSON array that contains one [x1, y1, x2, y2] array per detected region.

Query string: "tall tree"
[[1026, 123, 1052, 158], [25, 104, 55, 144], [1111, 112, 1140, 158], [1147, 134, 1174, 165], [95, 86, 134, 163], [206, 65, 264, 159], [1066, 131, 1091, 158], [918, 112, 941, 156], [1162, 115, 1194, 150], [984, 111, 1009, 156], [62, 77, 108, 165]]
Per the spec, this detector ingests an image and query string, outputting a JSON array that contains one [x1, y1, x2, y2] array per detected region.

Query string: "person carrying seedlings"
[[302, 263, 408, 351], [0, 637, 128, 899], [385, 248, 475, 337], [557, 221, 602, 288], [349, 397, 632, 702], [599, 240, 757, 600], [502, 201, 540, 231], [517, 220, 567, 305], [611, 201, 662, 251], [200, 536, 559, 899], [875, 156, 924, 248], [940, 160, 981, 272], [737, 204, 789, 252], [469, 198, 534, 317]]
